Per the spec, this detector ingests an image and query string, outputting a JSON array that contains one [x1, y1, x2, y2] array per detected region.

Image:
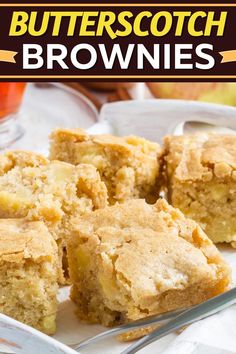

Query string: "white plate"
[[96, 99, 236, 141], [0, 314, 76, 354]]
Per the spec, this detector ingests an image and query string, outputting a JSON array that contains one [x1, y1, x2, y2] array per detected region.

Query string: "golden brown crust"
[[50, 128, 161, 156], [67, 198, 231, 328], [0, 219, 57, 263], [50, 128, 161, 204], [0, 151, 108, 283], [0, 218, 58, 334], [50, 128, 89, 143], [164, 134, 236, 182], [0, 156, 108, 234]]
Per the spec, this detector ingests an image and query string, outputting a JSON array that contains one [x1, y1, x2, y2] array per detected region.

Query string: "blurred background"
[[1, 81, 236, 151], [60, 82, 236, 110]]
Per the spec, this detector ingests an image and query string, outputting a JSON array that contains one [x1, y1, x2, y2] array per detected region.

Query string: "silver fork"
[[121, 287, 236, 354], [74, 287, 236, 353], [72, 307, 188, 351]]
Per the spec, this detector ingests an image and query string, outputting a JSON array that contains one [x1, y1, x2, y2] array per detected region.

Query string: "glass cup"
[[0, 82, 27, 149]]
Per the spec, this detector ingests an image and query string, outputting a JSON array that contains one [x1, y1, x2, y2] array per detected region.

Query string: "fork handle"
[[73, 307, 187, 351], [121, 287, 236, 354]]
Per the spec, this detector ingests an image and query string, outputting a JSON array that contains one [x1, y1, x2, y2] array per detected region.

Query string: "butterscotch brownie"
[[164, 134, 236, 246], [50, 128, 161, 204], [0, 219, 58, 334], [0, 150, 108, 281], [67, 199, 230, 328]]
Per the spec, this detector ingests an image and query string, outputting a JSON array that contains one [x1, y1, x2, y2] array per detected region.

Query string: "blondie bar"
[[0, 150, 108, 281], [50, 128, 161, 204], [67, 198, 230, 328], [0, 219, 58, 334], [164, 134, 236, 246]]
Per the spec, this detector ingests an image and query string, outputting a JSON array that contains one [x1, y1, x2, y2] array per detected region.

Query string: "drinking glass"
[[0, 82, 26, 149]]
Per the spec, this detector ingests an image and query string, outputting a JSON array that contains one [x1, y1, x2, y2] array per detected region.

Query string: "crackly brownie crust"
[[0, 150, 108, 282], [67, 198, 230, 331], [50, 128, 162, 204], [164, 134, 236, 246], [0, 150, 108, 232], [0, 219, 58, 334], [164, 134, 236, 182]]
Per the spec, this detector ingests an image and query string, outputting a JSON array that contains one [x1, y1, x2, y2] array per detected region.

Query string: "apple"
[[147, 83, 236, 106]]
